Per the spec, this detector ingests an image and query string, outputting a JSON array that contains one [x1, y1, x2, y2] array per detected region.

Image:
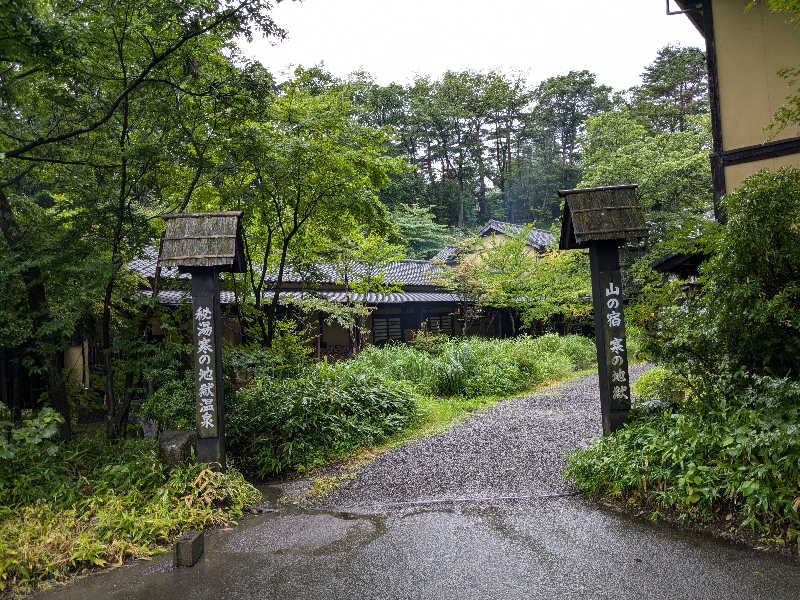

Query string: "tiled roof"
[[432, 221, 554, 265], [143, 289, 460, 306], [128, 246, 189, 280], [267, 259, 443, 286], [129, 247, 443, 287], [477, 220, 555, 250], [432, 246, 458, 263]]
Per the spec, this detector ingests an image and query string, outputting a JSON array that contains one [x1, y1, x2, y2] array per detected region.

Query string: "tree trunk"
[[266, 239, 292, 347], [476, 133, 488, 223], [0, 350, 7, 413], [48, 351, 71, 440], [457, 169, 465, 229]]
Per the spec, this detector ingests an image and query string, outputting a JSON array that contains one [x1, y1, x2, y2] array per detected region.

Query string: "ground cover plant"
[[566, 371, 800, 547], [566, 168, 800, 549], [0, 404, 260, 591], [358, 334, 596, 398], [227, 360, 420, 477]]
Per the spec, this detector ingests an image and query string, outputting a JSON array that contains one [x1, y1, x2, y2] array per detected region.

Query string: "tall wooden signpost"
[[558, 185, 647, 435], [158, 212, 245, 469]]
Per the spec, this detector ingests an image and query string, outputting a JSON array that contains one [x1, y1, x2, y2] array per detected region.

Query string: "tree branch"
[[3, 1, 249, 160]]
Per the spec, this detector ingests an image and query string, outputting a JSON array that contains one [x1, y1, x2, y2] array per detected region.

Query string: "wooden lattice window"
[[373, 317, 402, 344], [427, 314, 453, 335]]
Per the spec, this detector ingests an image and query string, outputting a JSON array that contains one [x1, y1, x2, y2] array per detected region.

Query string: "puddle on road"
[[256, 483, 284, 508], [273, 512, 389, 556]]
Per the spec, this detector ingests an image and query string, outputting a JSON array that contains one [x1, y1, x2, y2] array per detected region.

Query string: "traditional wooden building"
[[127, 220, 556, 356], [672, 0, 800, 215], [131, 247, 464, 354]]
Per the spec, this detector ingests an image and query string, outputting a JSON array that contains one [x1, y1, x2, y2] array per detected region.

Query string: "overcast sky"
[[240, 0, 705, 90]]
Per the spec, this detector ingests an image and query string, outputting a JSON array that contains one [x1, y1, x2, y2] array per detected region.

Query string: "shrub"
[[0, 434, 165, 513], [705, 168, 800, 378], [227, 360, 420, 476], [226, 320, 313, 383], [354, 335, 595, 398], [431, 340, 481, 396], [557, 335, 597, 370], [351, 343, 435, 389], [511, 335, 576, 384], [632, 366, 686, 407], [0, 404, 63, 465], [633, 168, 800, 379], [135, 370, 195, 431], [406, 329, 450, 356]]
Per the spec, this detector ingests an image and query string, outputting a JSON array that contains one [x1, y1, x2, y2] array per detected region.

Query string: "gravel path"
[[316, 364, 652, 509]]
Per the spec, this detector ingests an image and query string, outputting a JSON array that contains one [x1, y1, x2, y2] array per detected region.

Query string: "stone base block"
[[174, 530, 204, 567], [159, 430, 197, 471]]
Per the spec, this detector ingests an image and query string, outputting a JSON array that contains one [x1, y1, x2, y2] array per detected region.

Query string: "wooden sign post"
[[558, 185, 647, 435], [158, 212, 245, 468]]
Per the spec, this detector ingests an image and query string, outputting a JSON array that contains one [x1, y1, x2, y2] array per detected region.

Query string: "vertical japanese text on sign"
[[194, 304, 216, 434]]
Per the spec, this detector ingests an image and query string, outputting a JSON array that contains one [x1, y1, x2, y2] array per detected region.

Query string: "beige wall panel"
[[725, 153, 800, 190], [713, 0, 800, 150]]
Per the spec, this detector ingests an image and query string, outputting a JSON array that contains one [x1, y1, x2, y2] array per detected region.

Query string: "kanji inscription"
[[193, 300, 218, 437]]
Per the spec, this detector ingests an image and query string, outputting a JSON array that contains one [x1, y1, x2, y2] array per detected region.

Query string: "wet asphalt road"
[[37, 369, 800, 600]]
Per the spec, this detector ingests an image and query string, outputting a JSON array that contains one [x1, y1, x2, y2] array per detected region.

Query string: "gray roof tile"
[[129, 247, 443, 287], [142, 289, 460, 306], [477, 220, 555, 250]]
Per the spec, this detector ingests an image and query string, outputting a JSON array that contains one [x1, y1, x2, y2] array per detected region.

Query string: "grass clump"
[[631, 365, 686, 407], [354, 334, 595, 399]]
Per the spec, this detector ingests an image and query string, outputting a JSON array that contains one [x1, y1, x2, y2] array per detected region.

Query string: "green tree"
[[388, 203, 449, 259], [705, 168, 800, 378], [507, 70, 612, 224], [521, 249, 593, 332], [579, 108, 713, 242], [631, 45, 708, 133], [226, 79, 408, 346], [0, 0, 283, 437], [471, 226, 538, 336], [327, 231, 405, 354]]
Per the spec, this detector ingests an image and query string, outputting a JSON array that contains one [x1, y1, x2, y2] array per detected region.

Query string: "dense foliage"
[[339, 334, 596, 400], [566, 372, 800, 545], [567, 169, 800, 545], [433, 226, 593, 334], [0, 417, 259, 589], [0, 0, 708, 438], [229, 361, 419, 476], [704, 169, 800, 378], [138, 334, 596, 477]]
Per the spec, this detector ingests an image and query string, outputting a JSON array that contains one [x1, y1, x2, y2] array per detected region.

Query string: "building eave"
[[673, 0, 708, 38]]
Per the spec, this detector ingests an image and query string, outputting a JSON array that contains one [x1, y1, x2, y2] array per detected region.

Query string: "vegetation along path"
[[38, 368, 800, 600], [310, 366, 657, 510]]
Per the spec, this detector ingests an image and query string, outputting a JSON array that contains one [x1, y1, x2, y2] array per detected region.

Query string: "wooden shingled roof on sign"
[[158, 211, 245, 272], [558, 184, 647, 250]]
